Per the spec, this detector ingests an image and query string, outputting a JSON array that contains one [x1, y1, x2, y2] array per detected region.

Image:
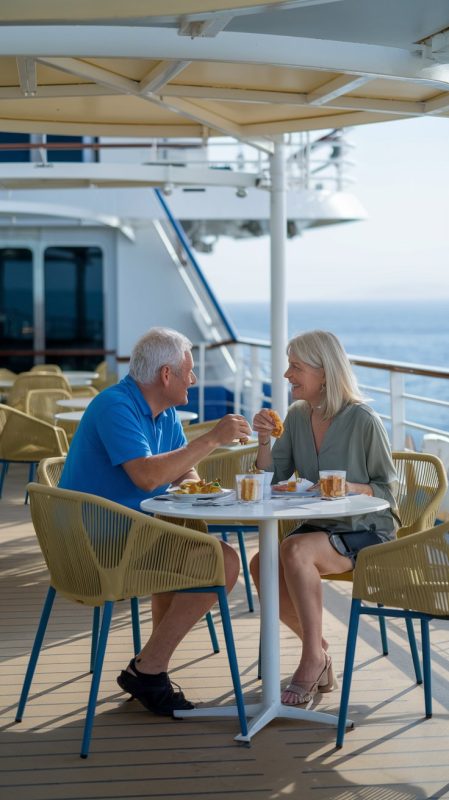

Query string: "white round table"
[[140, 493, 389, 742], [177, 410, 199, 422], [62, 371, 99, 387], [55, 410, 84, 423], [0, 379, 13, 389], [56, 397, 93, 410]]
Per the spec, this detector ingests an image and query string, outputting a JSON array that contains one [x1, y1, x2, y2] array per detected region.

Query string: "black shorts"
[[286, 523, 394, 568]]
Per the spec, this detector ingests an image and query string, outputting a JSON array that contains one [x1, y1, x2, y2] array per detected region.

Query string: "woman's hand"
[[253, 409, 277, 441], [346, 481, 373, 497]]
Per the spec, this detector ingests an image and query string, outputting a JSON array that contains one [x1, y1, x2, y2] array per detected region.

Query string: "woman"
[[251, 330, 397, 706]]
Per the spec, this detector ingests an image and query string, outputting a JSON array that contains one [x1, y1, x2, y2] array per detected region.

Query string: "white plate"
[[271, 479, 315, 496], [167, 488, 234, 503]]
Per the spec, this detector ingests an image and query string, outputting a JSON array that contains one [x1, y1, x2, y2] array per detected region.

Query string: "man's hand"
[[210, 414, 252, 446]]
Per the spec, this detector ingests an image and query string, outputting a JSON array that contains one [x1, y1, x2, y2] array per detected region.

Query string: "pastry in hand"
[[267, 409, 284, 438]]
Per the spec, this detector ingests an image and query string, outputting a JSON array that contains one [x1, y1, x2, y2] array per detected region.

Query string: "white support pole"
[[270, 136, 288, 417]]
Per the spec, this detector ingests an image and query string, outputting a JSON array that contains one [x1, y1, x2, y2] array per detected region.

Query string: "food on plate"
[[287, 480, 297, 492], [267, 409, 284, 438], [173, 479, 222, 495]]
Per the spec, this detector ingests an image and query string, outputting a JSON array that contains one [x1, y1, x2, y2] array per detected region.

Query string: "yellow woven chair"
[[37, 455, 222, 658], [7, 372, 71, 412], [321, 451, 447, 661], [0, 367, 16, 380], [336, 518, 449, 747], [0, 406, 68, 502], [26, 388, 73, 425], [30, 364, 62, 373], [92, 360, 117, 392], [16, 483, 247, 757], [197, 444, 259, 613]]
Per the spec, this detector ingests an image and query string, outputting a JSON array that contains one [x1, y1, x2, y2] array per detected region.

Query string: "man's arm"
[[122, 414, 251, 491]]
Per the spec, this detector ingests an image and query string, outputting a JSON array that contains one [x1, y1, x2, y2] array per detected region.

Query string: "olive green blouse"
[[270, 401, 398, 533]]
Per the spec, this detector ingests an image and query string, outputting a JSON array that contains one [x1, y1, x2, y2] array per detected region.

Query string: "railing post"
[[249, 346, 263, 424], [233, 345, 243, 415], [390, 372, 406, 449], [198, 343, 206, 422]]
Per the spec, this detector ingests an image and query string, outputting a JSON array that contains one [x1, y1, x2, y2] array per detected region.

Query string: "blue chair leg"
[[81, 600, 114, 759], [16, 586, 56, 721], [90, 607, 100, 673], [217, 586, 247, 738], [421, 618, 432, 719], [206, 610, 220, 653], [405, 616, 423, 685], [377, 604, 389, 654], [236, 529, 254, 613], [0, 461, 9, 498], [336, 598, 361, 748], [130, 597, 141, 655], [24, 463, 37, 505], [221, 530, 229, 543]]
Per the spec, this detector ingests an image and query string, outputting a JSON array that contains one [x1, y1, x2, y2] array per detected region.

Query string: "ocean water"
[[223, 299, 449, 440]]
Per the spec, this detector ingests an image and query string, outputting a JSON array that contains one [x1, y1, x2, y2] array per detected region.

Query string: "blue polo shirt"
[[59, 375, 187, 509]]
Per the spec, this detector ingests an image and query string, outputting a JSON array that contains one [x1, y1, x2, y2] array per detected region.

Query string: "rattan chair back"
[[392, 451, 448, 537], [8, 373, 71, 411], [30, 364, 62, 374], [353, 519, 449, 613], [28, 483, 226, 606], [70, 385, 99, 398], [37, 456, 66, 487], [26, 389, 72, 425], [183, 419, 221, 438], [197, 444, 258, 488], [0, 406, 68, 462]]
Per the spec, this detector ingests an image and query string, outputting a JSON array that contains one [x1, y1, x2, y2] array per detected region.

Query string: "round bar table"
[[56, 397, 93, 410], [141, 493, 389, 742]]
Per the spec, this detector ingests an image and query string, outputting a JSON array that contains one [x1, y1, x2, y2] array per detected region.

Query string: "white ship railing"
[[194, 339, 449, 451]]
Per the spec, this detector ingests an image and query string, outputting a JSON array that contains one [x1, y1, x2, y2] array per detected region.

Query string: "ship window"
[[0, 133, 31, 162], [47, 136, 86, 163], [0, 248, 33, 371], [44, 247, 104, 369]]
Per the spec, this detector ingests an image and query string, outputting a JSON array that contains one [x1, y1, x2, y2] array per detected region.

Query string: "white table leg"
[[176, 516, 349, 740]]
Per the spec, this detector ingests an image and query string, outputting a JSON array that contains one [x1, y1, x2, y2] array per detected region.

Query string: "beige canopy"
[[0, 1, 448, 147]]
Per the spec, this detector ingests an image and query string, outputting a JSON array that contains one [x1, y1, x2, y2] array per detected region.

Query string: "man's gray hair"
[[129, 327, 192, 385]]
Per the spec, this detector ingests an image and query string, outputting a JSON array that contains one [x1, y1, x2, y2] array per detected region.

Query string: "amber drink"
[[319, 470, 346, 499]]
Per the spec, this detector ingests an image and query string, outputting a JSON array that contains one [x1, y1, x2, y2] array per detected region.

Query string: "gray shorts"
[[287, 523, 394, 568]]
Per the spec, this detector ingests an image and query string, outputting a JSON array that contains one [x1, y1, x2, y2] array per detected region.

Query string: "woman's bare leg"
[[249, 551, 328, 649], [279, 532, 352, 703]]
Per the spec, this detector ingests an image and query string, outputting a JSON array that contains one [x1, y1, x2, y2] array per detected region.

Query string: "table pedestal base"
[[174, 702, 350, 742]]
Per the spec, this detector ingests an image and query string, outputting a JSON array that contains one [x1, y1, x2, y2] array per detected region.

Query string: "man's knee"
[[249, 551, 259, 580], [221, 541, 240, 582]]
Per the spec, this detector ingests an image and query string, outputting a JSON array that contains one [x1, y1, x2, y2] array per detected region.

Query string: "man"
[[60, 327, 252, 715]]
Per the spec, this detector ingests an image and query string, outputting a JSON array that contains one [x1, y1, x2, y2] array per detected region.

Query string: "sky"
[[199, 117, 449, 303]]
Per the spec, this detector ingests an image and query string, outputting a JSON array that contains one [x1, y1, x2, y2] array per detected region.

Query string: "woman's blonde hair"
[[287, 330, 363, 419]]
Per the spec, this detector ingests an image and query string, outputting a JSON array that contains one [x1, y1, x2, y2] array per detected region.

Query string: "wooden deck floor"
[[1, 464, 449, 800]]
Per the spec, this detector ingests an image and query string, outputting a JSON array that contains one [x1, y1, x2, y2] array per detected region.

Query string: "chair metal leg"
[[421, 618, 432, 718], [220, 530, 229, 543], [16, 586, 56, 721], [217, 587, 248, 738], [405, 616, 423, 685], [377, 604, 389, 654], [24, 463, 37, 505], [206, 610, 220, 653], [336, 598, 361, 748], [81, 600, 114, 759], [0, 461, 9, 498], [90, 607, 100, 673], [236, 529, 254, 612], [130, 597, 141, 655]]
